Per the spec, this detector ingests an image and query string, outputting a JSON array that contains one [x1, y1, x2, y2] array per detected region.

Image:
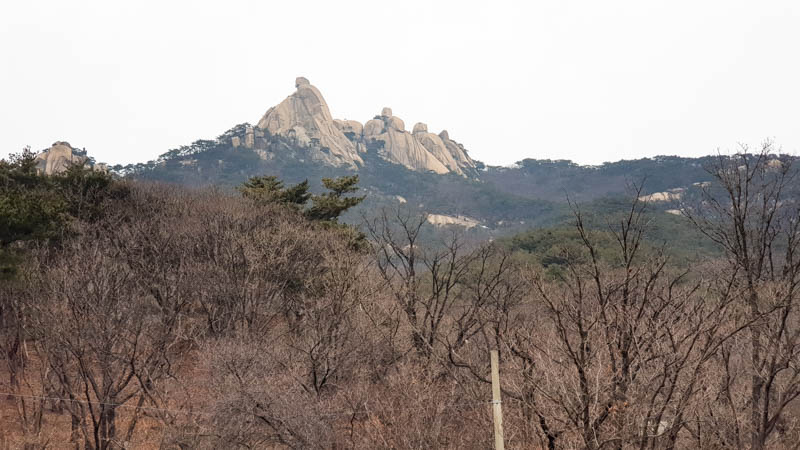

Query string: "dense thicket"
[[1, 146, 799, 449]]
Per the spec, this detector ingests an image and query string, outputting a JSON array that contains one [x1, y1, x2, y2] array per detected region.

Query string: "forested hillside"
[[3, 146, 800, 448]]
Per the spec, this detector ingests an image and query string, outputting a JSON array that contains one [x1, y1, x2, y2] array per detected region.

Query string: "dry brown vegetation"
[[1, 147, 799, 449]]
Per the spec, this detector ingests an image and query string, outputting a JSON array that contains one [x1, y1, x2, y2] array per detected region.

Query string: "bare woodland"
[[2, 147, 800, 449]]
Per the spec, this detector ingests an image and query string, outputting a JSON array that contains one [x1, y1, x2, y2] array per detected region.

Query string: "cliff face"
[[35, 142, 106, 175], [255, 77, 363, 168], [362, 110, 450, 174], [250, 78, 477, 176]]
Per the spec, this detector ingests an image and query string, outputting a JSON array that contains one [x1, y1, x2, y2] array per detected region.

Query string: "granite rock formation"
[[250, 78, 478, 175], [35, 141, 106, 175], [256, 77, 362, 168]]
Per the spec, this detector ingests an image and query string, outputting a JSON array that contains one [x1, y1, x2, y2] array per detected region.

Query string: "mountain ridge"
[[28, 78, 799, 237], [232, 77, 477, 176]]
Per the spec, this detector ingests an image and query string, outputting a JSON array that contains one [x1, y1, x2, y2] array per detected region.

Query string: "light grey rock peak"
[[252, 78, 477, 175], [35, 141, 106, 175], [257, 77, 362, 168]]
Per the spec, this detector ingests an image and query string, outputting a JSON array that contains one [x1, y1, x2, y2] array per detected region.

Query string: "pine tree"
[[237, 175, 311, 209], [305, 175, 365, 222]]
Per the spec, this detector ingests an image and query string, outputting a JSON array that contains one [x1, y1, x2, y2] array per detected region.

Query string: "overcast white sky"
[[2, 0, 798, 166]]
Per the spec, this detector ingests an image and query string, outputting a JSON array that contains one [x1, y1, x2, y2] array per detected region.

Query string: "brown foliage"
[[1, 151, 799, 449]]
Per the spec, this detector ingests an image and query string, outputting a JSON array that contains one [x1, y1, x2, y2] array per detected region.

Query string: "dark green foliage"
[[216, 123, 252, 142], [504, 226, 620, 278], [480, 156, 720, 202], [237, 175, 311, 209], [53, 163, 126, 222], [122, 125, 798, 254], [0, 148, 123, 279], [311, 175, 365, 221], [120, 128, 565, 234], [1, 149, 65, 278], [504, 197, 722, 274], [237, 174, 364, 222], [236, 174, 366, 249], [0, 149, 65, 247], [305, 175, 365, 222]]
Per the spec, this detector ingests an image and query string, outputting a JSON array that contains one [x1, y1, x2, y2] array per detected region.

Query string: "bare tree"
[[683, 144, 800, 449], [22, 188, 192, 449], [366, 208, 518, 362], [446, 189, 741, 449]]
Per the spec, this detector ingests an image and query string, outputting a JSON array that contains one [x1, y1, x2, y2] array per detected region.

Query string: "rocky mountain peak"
[[252, 78, 477, 175], [295, 76, 310, 88], [256, 77, 362, 168]]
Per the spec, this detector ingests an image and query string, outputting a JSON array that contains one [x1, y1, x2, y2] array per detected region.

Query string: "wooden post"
[[491, 349, 505, 450]]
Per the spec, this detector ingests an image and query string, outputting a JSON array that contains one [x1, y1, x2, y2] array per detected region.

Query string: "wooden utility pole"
[[491, 349, 505, 450]]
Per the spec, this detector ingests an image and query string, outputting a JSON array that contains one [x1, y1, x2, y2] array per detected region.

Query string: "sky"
[[1, 0, 799, 166]]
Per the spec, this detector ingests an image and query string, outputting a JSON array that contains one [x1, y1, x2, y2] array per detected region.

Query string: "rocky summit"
[[255, 77, 363, 168], [35, 141, 106, 175], [239, 77, 476, 176]]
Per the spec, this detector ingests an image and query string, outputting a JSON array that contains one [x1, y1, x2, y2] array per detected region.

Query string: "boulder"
[[412, 122, 428, 134], [334, 119, 364, 137], [381, 107, 393, 117], [363, 119, 385, 137], [387, 116, 405, 132]]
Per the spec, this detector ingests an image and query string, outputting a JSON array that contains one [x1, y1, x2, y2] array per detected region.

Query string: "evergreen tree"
[[54, 163, 120, 222], [305, 175, 365, 222], [237, 175, 310, 209], [0, 148, 122, 278], [0, 148, 64, 278]]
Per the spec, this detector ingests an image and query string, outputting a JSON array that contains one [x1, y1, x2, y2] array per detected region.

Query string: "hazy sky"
[[2, 0, 799, 166]]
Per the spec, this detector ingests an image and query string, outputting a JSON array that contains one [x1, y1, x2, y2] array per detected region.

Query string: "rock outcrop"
[[426, 213, 481, 229], [364, 110, 477, 175], [412, 123, 464, 173], [257, 77, 362, 168], [35, 141, 106, 175], [371, 120, 450, 174], [638, 187, 686, 203], [363, 119, 385, 137], [438, 130, 476, 172], [333, 119, 364, 138], [250, 78, 478, 176]]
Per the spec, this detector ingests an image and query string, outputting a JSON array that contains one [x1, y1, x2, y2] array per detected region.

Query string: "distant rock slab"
[[638, 188, 685, 202], [426, 213, 481, 228]]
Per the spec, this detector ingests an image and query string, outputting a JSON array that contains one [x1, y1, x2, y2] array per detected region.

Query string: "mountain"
[[231, 77, 477, 176], [112, 78, 797, 243]]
